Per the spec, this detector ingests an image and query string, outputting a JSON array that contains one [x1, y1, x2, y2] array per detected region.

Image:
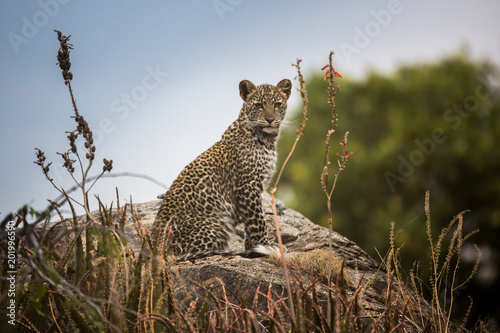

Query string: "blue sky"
[[1, 0, 499, 218]]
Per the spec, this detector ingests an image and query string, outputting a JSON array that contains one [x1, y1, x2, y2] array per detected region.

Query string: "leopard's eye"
[[254, 103, 263, 109], [274, 102, 282, 108]]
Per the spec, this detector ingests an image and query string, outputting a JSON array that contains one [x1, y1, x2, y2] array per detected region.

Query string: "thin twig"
[[269, 58, 309, 325], [319, 51, 351, 327]]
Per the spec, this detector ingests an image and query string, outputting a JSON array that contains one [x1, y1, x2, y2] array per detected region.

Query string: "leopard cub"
[[152, 79, 292, 260]]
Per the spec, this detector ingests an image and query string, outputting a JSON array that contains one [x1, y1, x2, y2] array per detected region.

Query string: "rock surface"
[[126, 193, 432, 331]]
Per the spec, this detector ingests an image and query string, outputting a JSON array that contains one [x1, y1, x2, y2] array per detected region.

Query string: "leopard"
[[151, 79, 292, 261]]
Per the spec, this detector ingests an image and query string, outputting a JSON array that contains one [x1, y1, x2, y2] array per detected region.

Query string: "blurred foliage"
[[276, 54, 500, 325]]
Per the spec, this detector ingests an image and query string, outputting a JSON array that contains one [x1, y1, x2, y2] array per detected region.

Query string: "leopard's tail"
[[176, 244, 284, 262]]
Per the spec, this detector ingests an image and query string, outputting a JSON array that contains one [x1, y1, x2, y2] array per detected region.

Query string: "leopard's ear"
[[276, 79, 292, 100], [239, 80, 257, 102]]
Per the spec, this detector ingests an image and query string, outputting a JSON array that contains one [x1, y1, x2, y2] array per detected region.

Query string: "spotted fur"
[[152, 79, 292, 261]]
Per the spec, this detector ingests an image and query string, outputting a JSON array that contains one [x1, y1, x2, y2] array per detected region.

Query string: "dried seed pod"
[[103, 158, 113, 172]]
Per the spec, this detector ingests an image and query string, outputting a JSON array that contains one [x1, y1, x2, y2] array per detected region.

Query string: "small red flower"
[[322, 65, 343, 81], [339, 142, 353, 160], [345, 149, 354, 161]]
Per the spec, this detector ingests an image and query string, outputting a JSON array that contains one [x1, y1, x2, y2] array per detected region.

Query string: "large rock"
[[127, 193, 432, 331]]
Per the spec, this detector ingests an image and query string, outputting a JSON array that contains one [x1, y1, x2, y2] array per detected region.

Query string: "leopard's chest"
[[259, 147, 277, 186], [237, 141, 276, 188]]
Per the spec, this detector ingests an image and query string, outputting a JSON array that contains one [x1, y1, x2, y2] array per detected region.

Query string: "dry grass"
[[382, 191, 482, 332]]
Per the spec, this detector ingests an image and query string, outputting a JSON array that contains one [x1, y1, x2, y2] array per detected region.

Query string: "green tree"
[[276, 55, 500, 325]]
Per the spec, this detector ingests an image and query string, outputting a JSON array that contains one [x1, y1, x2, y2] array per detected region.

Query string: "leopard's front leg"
[[234, 183, 268, 249], [235, 184, 281, 258]]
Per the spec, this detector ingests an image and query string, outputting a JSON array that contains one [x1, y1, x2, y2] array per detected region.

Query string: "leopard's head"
[[238, 79, 292, 137]]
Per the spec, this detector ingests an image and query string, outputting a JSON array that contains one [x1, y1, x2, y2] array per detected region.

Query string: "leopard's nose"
[[265, 117, 275, 124], [264, 107, 276, 124]]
